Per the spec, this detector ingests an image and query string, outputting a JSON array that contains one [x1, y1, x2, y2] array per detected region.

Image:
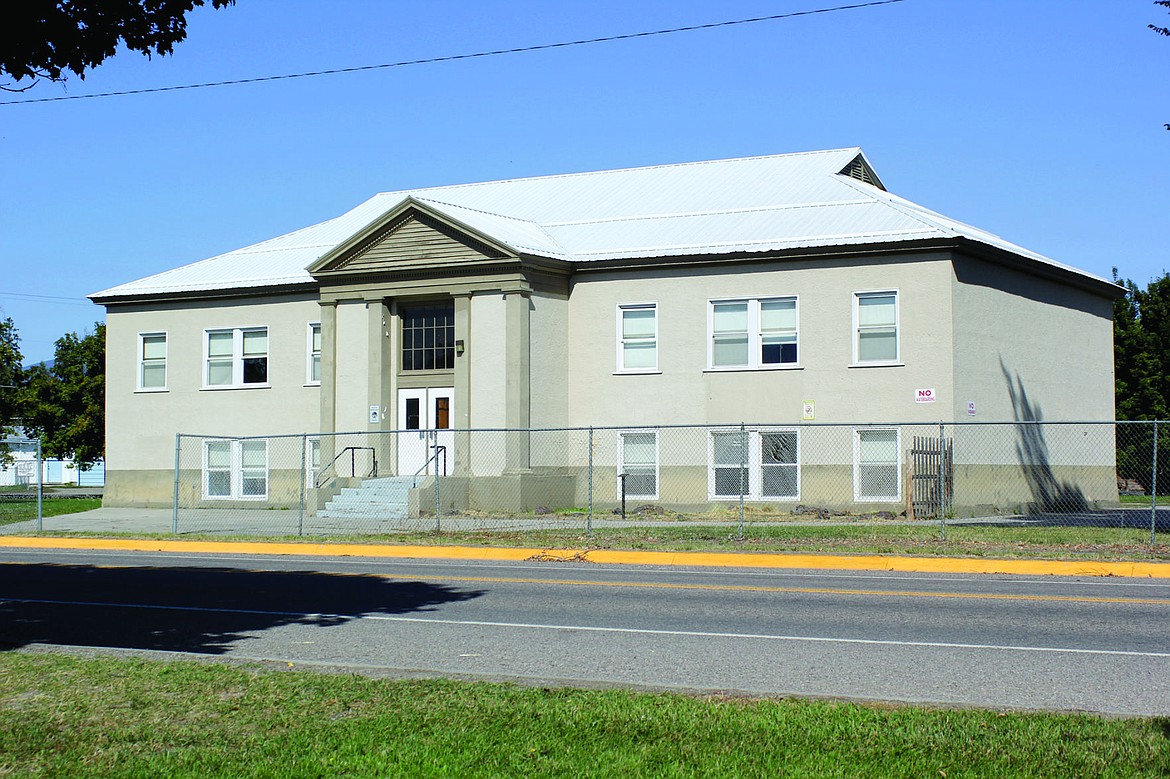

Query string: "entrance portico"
[[308, 201, 559, 476]]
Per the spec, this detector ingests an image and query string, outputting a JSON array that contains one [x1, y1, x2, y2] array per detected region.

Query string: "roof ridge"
[[413, 196, 570, 256], [835, 176, 961, 238], [377, 148, 863, 197]]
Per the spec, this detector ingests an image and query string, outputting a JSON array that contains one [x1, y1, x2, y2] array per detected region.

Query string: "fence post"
[[587, 427, 594, 536], [738, 423, 746, 540], [172, 434, 181, 535], [434, 450, 441, 532], [35, 438, 43, 532], [1152, 420, 1159, 546], [938, 422, 947, 542], [298, 434, 306, 537]]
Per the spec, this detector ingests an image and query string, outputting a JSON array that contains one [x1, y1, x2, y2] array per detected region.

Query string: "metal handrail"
[[314, 445, 378, 488], [412, 445, 447, 487]]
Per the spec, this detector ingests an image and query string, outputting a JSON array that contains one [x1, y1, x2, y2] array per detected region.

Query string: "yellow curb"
[[1, 536, 1169, 578]]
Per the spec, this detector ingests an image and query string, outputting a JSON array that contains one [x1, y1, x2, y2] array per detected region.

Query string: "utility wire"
[[0, 291, 94, 306], [1, 0, 906, 106]]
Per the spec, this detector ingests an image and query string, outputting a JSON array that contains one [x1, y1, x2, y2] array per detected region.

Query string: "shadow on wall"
[[1000, 358, 1089, 513]]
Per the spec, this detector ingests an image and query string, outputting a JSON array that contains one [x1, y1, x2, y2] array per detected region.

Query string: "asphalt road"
[[1, 547, 1168, 716]]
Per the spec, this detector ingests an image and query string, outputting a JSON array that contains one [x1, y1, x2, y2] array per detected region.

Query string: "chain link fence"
[[167, 421, 1169, 543], [0, 435, 46, 530]]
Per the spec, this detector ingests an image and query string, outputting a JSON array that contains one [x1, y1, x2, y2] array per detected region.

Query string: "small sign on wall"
[[802, 400, 815, 421], [967, 401, 976, 417], [369, 405, 381, 424], [915, 388, 936, 404]]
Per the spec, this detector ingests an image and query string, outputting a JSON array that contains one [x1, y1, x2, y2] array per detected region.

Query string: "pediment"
[[312, 205, 512, 277]]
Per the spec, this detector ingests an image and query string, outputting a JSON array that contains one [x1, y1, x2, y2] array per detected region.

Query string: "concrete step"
[[320, 475, 414, 519]]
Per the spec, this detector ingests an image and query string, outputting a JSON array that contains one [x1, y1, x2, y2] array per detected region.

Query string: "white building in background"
[[0, 434, 105, 488]]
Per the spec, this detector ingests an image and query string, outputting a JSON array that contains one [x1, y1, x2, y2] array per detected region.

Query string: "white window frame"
[[852, 290, 900, 366], [203, 326, 269, 389], [707, 296, 799, 370], [853, 427, 902, 502], [202, 438, 269, 500], [306, 436, 321, 489], [136, 331, 167, 392], [707, 428, 800, 501], [617, 430, 659, 501], [306, 322, 322, 385], [615, 303, 658, 373]]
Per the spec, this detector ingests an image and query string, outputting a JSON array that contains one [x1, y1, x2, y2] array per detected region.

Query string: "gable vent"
[[838, 154, 885, 190]]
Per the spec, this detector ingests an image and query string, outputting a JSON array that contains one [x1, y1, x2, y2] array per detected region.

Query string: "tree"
[[1154, 1, 1170, 129], [1, 0, 235, 91], [0, 318, 24, 438], [23, 324, 105, 468], [1152, 0, 1170, 36], [1113, 271, 1170, 491]]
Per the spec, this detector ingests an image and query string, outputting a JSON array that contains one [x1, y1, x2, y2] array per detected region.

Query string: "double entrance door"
[[396, 387, 454, 477]]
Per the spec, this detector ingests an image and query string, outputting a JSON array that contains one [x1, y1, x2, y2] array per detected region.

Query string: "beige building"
[[91, 149, 1120, 515]]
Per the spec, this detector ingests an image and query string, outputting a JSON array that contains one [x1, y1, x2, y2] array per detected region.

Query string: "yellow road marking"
[[2, 560, 1166, 605], [1, 536, 1169, 579], [369, 572, 1170, 605]]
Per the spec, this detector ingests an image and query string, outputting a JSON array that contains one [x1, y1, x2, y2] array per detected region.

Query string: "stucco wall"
[[566, 253, 957, 427], [529, 290, 569, 429], [468, 292, 508, 428], [104, 292, 321, 505], [332, 299, 372, 432], [950, 255, 1116, 423]]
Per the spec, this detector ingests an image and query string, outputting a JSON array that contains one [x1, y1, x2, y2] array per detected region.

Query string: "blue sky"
[[2, 0, 1168, 364]]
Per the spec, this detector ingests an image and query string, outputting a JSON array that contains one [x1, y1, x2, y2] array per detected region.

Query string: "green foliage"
[[0, 318, 23, 437], [22, 323, 105, 468], [1, 0, 235, 89], [1113, 271, 1170, 489], [1152, 0, 1170, 37], [0, 654, 1167, 777]]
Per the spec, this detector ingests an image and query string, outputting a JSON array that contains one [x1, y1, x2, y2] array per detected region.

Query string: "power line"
[[0, 291, 94, 306], [1, 0, 906, 106]]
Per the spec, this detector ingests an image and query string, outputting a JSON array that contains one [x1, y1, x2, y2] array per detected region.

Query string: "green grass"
[[0, 497, 102, 526], [1120, 494, 1170, 505], [0, 653, 1166, 778], [28, 522, 1170, 561]]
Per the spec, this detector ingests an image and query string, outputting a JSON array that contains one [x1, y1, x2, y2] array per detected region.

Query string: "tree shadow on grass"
[[0, 563, 485, 654]]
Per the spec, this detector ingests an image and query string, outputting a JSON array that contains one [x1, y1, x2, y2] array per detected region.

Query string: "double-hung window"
[[854, 291, 899, 364], [854, 428, 900, 501], [203, 438, 268, 499], [205, 327, 268, 387], [616, 303, 657, 372], [709, 428, 799, 500], [709, 297, 798, 369], [618, 431, 658, 500], [307, 322, 322, 384], [137, 332, 167, 391]]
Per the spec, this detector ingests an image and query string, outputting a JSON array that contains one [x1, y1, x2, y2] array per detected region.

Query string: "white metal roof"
[[90, 148, 1110, 300]]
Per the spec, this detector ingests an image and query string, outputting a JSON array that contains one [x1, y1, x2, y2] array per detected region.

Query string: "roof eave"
[[90, 280, 320, 307], [568, 237, 1123, 298]]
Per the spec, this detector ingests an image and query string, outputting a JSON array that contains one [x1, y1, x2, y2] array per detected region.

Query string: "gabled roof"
[[89, 148, 1112, 301]]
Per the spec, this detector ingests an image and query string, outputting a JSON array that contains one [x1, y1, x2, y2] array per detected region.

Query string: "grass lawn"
[[51, 523, 1166, 562], [32, 523, 1170, 560], [0, 497, 102, 526], [1120, 494, 1170, 505], [0, 653, 1166, 778]]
